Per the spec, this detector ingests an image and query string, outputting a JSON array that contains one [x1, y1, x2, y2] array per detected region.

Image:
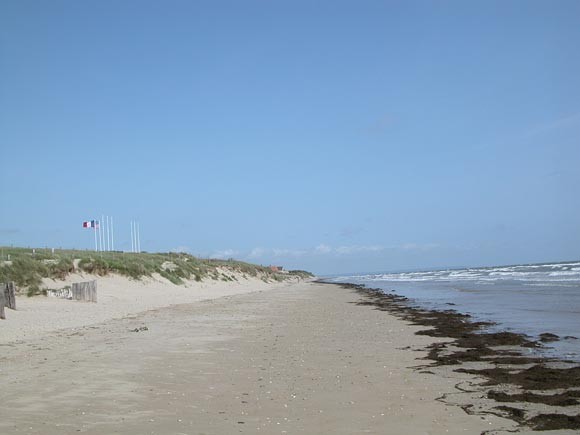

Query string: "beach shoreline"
[[0, 279, 530, 434], [330, 281, 580, 432]]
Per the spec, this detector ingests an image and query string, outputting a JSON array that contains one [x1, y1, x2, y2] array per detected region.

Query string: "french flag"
[[82, 220, 99, 228]]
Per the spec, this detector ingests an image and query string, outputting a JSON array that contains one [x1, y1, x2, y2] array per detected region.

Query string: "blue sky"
[[1, 1, 579, 275]]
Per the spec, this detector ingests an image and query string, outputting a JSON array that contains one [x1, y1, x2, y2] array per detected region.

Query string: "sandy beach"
[[0, 272, 295, 343], [0, 279, 534, 434]]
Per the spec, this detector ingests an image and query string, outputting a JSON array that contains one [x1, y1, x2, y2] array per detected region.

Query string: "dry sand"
[[0, 272, 294, 343], [0, 280, 538, 434]]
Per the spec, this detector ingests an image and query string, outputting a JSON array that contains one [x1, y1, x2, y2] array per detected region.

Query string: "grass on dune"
[[0, 246, 313, 295]]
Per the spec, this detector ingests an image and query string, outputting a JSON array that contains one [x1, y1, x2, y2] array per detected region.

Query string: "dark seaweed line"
[[320, 281, 580, 432]]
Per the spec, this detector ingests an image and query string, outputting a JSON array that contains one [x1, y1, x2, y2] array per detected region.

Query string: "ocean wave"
[[332, 261, 580, 363], [349, 267, 580, 284], [330, 262, 580, 285]]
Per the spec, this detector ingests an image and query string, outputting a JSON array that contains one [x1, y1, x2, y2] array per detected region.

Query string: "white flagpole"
[[93, 220, 97, 252], [101, 214, 105, 252], [130, 221, 134, 253], [111, 217, 114, 251], [106, 216, 110, 251], [97, 219, 101, 252], [137, 222, 141, 253]]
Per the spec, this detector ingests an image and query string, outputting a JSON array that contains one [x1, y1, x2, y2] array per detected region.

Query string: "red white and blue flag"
[[82, 220, 99, 229]]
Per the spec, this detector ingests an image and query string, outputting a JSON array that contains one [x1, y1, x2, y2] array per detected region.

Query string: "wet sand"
[[347, 284, 580, 433], [0, 281, 523, 434]]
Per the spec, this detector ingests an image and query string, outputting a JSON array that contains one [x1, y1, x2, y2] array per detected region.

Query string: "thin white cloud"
[[242, 242, 439, 261], [170, 246, 191, 253], [398, 243, 440, 251], [335, 245, 384, 254], [318, 244, 385, 255], [248, 247, 267, 259], [272, 248, 308, 257], [210, 249, 239, 259], [247, 247, 308, 259], [315, 244, 332, 254]]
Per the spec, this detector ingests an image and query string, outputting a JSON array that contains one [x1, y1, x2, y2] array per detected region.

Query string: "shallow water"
[[329, 261, 580, 362]]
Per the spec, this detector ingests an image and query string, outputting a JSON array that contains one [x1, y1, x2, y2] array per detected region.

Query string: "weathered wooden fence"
[[47, 288, 72, 299], [0, 289, 5, 320], [4, 282, 16, 310], [0, 281, 16, 319], [71, 280, 97, 302]]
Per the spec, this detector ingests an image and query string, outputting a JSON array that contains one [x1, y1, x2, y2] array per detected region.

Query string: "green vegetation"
[[0, 246, 311, 295], [288, 270, 315, 279]]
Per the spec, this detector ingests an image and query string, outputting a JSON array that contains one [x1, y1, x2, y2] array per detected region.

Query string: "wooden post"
[[87, 280, 97, 302], [71, 280, 97, 302], [71, 282, 80, 301], [4, 282, 16, 310], [0, 287, 5, 320], [90, 280, 97, 302]]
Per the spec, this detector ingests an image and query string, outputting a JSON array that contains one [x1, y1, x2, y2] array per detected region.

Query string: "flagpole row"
[[84, 218, 113, 252], [86, 216, 144, 253]]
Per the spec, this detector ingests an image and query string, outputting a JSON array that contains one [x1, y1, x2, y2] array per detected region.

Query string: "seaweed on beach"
[[494, 405, 527, 421], [488, 390, 580, 407], [324, 281, 580, 432], [527, 413, 580, 431], [457, 364, 580, 390], [343, 284, 543, 366]]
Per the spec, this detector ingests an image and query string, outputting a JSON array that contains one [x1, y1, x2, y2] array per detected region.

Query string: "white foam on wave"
[[351, 261, 580, 284], [548, 271, 580, 276]]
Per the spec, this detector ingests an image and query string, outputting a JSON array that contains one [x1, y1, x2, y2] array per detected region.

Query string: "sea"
[[327, 261, 580, 362]]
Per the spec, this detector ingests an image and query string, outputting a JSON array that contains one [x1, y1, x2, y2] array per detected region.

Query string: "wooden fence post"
[[0, 286, 5, 320], [71, 280, 97, 302], [5, 282, 16, 310], [71, 282, 80, 301], [90, 280, 97, 302]]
